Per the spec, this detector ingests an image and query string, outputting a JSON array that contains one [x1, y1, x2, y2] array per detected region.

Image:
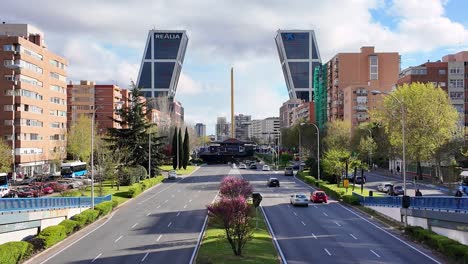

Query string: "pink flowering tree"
[[207, 195, 254, 256], [219, 176, 253, 199]]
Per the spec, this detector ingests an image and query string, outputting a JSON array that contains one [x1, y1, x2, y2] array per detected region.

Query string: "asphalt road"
[[363, 171, 449, 197], [30, 165, 229, 264], [239, 167, 445, 264]]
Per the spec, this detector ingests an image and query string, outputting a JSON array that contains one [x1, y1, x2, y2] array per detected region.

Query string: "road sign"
[[343, 179, 349, 188]]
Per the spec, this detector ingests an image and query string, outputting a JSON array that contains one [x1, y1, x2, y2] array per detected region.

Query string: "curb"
[[260, 205, 287, 264]]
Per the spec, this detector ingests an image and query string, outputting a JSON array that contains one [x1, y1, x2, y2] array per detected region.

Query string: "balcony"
[[355, 105, 368, 112]]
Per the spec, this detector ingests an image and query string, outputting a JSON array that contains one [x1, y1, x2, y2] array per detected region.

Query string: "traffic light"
[[252, 192, 263, 208]]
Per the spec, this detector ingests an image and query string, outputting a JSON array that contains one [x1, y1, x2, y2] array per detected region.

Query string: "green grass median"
[[197, 208, 279, 264], [159, 165, 197, 175]]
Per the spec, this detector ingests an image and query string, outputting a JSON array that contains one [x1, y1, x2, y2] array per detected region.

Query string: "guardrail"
[[353, 192, 468, 212], [0, 195, 112, 212]]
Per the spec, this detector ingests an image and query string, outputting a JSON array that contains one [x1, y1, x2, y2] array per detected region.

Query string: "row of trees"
[[171, 127, 190, 170], [283, 83, 461, 184]]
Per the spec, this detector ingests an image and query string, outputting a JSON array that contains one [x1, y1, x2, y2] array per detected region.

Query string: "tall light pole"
[[90, 105, 102, 209], [366, 128, 372, 170], [371, 90, 407, 225], [301, 122, 320, 180], [148, 131, 151, 178]]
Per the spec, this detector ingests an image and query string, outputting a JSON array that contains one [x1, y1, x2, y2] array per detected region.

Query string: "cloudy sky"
[[2, 0, 468, 134]]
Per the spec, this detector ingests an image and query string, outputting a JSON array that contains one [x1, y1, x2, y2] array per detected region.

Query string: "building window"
[[50, 72, 66, 82], [19, 75, 42, 87], [3, 105, 13, 111], [449, 91, 464, 100], [440, 82, 446, 87], [449, 67, 463, 74], [369, 55, 378, 80], [439, 69, 446, 75], [20, 47, 43, 61], [449, 79, 464, 88]]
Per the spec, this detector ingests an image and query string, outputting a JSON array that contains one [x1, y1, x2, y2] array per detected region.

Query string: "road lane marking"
[[324, 248, 332, 256], [189, 199, 193, 203], [314, 205, 318, 208], [198, 190, 201, 193], [177, 189, 181, 192], [176, 212, 181, 216], [335, 222, 341, 227], [184, 204, 188, 208], [301, 221, 306, 226], [92, 253, 102, 263], [293, 212, 298, 216], [114, 235, 123, 243], [370, 250, 381, 258], [156, 235, 163, 242], [312, 233, 317, 239], [164, 200, 168, 203], [287, 205, 290, 208], [156, 205, 161, 209], [168, 222, 172, 227], [132, 223, 138, 229], [259, 206, 287, 264], [337, 203, 441, 264], [171, 194, 175, 198], [141, 252, 149, 262], [147, 212, 151, 216], [350, 234, 358, 240], [323, 212, 328, 217]]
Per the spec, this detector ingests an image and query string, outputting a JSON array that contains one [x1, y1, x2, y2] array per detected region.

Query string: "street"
[[240, 167, 444, 264], [29, 165, 228, 264]]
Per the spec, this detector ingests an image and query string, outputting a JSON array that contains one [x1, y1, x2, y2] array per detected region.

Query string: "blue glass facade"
[[136, 30, 188, 99], [276, 30, 321, 102]]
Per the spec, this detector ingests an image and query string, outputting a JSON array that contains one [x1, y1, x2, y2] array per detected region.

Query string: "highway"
[[29, 165, 229, 264], [239, 167, 445, 264]]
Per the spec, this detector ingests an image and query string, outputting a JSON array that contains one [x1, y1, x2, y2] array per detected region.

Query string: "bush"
[[95, 201, 113, 216], [60, 190, 82, 197], [37, 225, 67, 248], [342, 195, 360, 205], [80, 209, 100, 224], [127, 183, 142, 198], [71, 213, 87, 228], [111, 199, 119, 208], [119, 165, 147, 186], [0, 241, 33, 264], [59, 219, 79, 235]]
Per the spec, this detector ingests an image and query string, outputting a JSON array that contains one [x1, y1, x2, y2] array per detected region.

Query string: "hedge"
[[95, 201, 113, 216], [71, 213, 87, 228], [37, 225, 67, 249], [71, 209, 100, 227], [59, 219, 79, 235], [111, 199, 119, 208], [126, 176, 164, 198], [405, 226, 468, 263], [0, 241, 33, 264]]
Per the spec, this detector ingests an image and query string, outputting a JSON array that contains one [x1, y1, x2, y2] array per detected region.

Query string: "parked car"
[[310, 191, 328, 203], [290, 193, 309, 207], [239, 163, 247, 169], [0, 186, 10, 198], [168, 170, 177, 180], [389, 185, 404, 196], [16, 187, 40, 198], [57, 180, 80, 190], [41, 183, 55, 195], [73, 176, 92, 185], [19, 177, 38, 185], [284, 167, 294, 176], [292, 164, 300, 170], [249, 164, 257, 170], [267, 178, 280, 187], [354, 176, 367, 184], [48, 182, 65, 193], [262, 165, 270, 171], [377, 182, 394, 193]]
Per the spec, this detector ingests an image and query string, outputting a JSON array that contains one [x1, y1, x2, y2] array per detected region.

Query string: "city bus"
[[0, 173, 10, 197], [61, 161, 88, 178], [460, 171, 468, 195]]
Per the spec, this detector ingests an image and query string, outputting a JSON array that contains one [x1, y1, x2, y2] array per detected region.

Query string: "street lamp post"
[[91, 105, 102, 209], [371, 90, 407, 225], [300, 122, 320, 181], [148, 132, 151, 178], [366, 128, 372, 170]]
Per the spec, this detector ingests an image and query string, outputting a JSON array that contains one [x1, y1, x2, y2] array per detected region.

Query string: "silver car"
[[168, 170, 177, 180], [377, 182, 394, 193], [290, 193, 309, 207]]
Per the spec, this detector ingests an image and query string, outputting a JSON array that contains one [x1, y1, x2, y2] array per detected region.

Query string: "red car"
[[41, 183, 54, 194], [16, 187, 41, 198], [310, 191, 328, 203]]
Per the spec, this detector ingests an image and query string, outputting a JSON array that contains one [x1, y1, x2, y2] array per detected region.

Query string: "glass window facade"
[[311, 41, 319, 59], [145, 37, 152, 59], [143, 91, 152, 98], [154, 62, 175, 88], [154, 33, 182, 59], [296, 91, 309, 101], [139, 62, 152, 88], [281, 33, 309, 59], [289, 62, 309, 88]]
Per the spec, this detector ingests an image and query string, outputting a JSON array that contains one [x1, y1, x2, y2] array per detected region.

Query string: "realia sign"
[[154, 33, 181, 40]]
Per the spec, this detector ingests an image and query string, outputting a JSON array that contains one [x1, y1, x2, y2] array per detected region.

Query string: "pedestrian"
[[390, 168, 393, 175], [396, 166, 400, 174], [455, 189, 463, 197], [415, 189, 422, 197]]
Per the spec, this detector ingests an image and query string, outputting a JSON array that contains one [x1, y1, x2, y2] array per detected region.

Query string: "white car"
[[168, 170, 177, 180], [377, 182, 394, 193], [290, 193, 309, 207], [262, 165, 270, 171], [239, 163, 247, 169]]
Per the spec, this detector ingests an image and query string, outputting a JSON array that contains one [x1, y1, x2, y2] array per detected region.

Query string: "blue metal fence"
[[0, 195, 112, 212], [353, 192, 468, 212]]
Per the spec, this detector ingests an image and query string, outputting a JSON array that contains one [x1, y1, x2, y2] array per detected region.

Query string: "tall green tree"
[[324, 120, 351, 151], [67, 114, 93, 162], [357, 136, 377, 165], [178, 127, 183, 169], [172, 127, 178, 170], [0, 138, 12, 172], [372, 82, 459, 179], [183, 127, 190, 169], [107, 84, 165, 170]]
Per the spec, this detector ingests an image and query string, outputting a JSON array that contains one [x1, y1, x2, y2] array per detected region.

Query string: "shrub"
[[219, 176, 253, 199], [127, 183, 142, 198], [60, 190, 82, 197], [119, 165, 147, 186], [71, 213, 87, 228], [111, 199, 119, 208], [37, 225, 67, 248], [0, 241, 33, 264], [59, 219, 79, 235], [95, 201, 113, 216], [341, 195, 360, 205], [80, 209, 100, 223]]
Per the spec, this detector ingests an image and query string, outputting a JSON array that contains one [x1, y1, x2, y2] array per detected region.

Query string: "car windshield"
[[316, 192, 325, 196], [394, 186, 403, 190], [286, 167, 292, 170], [296, 194, 307, 198]]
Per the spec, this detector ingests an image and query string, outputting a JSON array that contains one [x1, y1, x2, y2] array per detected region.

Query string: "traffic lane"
[[363, 174, 446, 197], [41, 165, 228, 264]]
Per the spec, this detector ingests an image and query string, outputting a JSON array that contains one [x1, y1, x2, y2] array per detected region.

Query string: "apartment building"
[[279, 98, 302, 128], [249, 117, 280, 144], [326, 47, 400, 128], [0, 23, 67, 177], [291, 101, 315, 125]]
